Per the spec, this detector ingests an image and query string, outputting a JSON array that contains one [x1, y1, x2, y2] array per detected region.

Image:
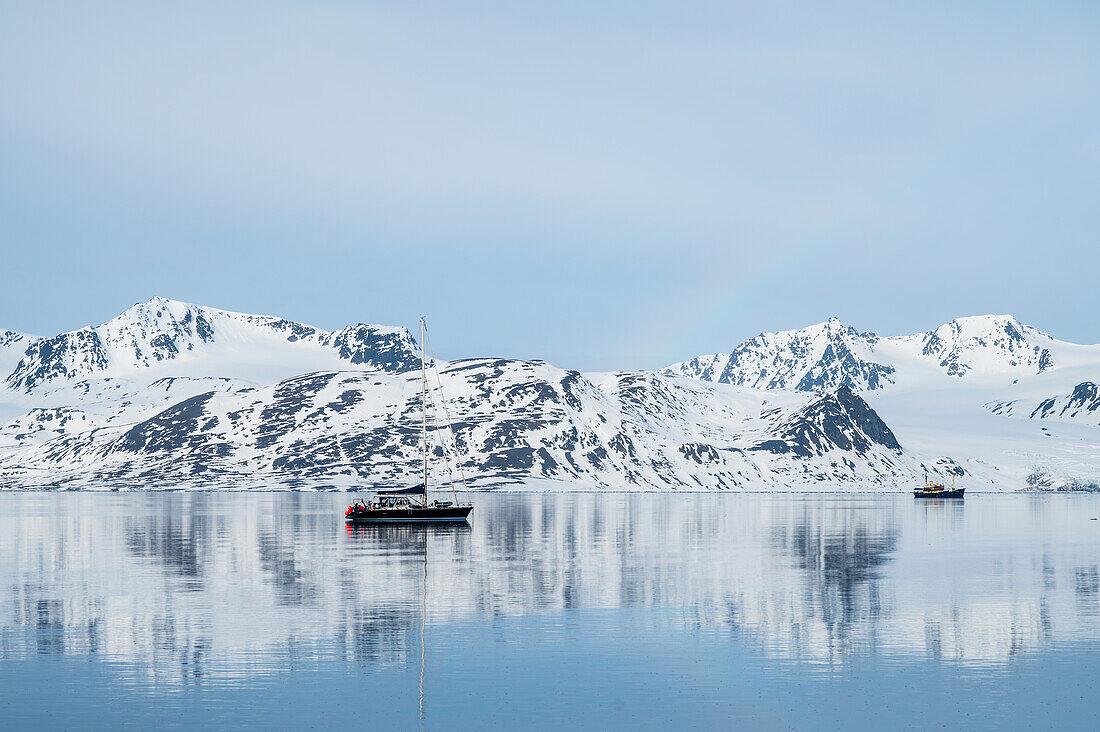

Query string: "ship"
[[914, 469, 964, 498], [345, 317, 473, 523]]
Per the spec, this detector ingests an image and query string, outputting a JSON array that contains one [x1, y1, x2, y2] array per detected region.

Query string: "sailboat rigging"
[[345, 318, 474, 523]]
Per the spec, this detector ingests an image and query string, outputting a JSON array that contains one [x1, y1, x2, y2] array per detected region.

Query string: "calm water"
[[1, 492, 1098, 730]]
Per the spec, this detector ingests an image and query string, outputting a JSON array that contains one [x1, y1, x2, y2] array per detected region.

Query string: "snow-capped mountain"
[[0, 329, 36, 380], [5, 297, 418, 392], [989, 381, 1100, 426], [0, 360, 914, 491], [665, 314, 1067, 390], [668, 317, 896, 391], [0, 300, 1097, 491], [667, 314, 1100, 489], [916, 315, 1058, 378]]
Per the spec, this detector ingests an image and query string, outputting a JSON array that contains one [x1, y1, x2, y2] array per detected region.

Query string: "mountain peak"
[[946, 313, 1023, 332], [952, 313, 1017, 324], [934, 314, 1055, 341], [111, 297, 210, 329], [120, 295, 191, 313], [3, 299, 420, 392], [668, 313, 1071, 390], [665, 317, 894, 392], [134, 295, 178, 308], [920, 314, 1055, 378]]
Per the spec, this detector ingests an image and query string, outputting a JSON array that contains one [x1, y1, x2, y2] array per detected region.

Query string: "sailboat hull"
[[345, 505, 473, 523]]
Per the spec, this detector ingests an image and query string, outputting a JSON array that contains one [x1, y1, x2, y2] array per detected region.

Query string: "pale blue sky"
[[1, 1, 1097, 369]]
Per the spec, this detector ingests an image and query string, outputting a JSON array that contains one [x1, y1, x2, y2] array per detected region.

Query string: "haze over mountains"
[[0, 298, 1096, 491]]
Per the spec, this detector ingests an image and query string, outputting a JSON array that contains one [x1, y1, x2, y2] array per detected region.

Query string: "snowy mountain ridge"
[[667, 317, 895, 392], [4, 297, 419, 392], [0, 361, 915, 491], [0, 329, 37, 381], [664, 314, 1071, 391], [0, 300, 1097, 491]]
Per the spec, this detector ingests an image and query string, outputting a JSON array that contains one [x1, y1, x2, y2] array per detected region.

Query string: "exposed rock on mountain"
[[1032, 382, 1100, 422], [753, 386, 901, 458], [991, 382, 1100, 426]]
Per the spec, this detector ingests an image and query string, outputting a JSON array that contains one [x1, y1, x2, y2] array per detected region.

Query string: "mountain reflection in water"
[[1, 492, 1098, 689]]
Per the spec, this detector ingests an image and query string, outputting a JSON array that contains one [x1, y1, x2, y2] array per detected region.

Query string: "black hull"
[[345, 505, 473, 523], [914, 488, 965, 498]]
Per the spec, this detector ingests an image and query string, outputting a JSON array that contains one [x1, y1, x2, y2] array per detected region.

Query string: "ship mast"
[[416, 316, 468, 506], [420, 317, 428, 499]]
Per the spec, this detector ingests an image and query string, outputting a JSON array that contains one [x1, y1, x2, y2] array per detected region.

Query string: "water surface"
[[1, 492, 1098, 730]]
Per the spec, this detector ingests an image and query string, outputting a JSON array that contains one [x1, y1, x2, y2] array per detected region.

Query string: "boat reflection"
[[0, 492, 1097, 686]]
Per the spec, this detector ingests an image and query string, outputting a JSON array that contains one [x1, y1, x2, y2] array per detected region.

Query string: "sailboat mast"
[[420, 317, 428, 497]]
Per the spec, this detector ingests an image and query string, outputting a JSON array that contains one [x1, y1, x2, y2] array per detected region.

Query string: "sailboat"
[[345, 317, 474, 523]]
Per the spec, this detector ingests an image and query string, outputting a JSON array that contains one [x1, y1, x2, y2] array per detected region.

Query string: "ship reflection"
[[344, 521, 472, 543], [343, 520, 473, 718], [0, 492, 1097, 686]]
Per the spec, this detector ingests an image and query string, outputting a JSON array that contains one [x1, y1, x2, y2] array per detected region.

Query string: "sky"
[[1, 1, 1097, 370]]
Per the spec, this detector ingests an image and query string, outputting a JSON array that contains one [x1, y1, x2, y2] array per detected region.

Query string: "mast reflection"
[[0, 492, 1097, 686]]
